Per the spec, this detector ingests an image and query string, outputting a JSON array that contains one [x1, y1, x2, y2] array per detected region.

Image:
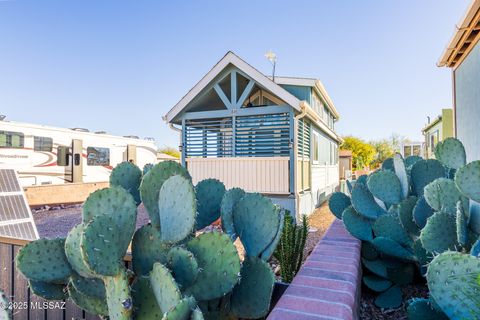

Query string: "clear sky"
[[0, 0, 471, 148]]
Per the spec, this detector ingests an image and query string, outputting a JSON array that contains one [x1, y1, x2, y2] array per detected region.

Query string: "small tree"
[[371, 139, 395, 168], [159, 146, 180, 158], [341, 136, 376, 171]]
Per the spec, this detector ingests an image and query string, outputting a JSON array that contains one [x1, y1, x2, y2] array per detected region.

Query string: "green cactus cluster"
[[329, 137, 480, 317], [16, 160, 284, 320]]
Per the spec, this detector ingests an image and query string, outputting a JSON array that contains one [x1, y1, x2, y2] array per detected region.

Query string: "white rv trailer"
[[0, 119, 158, 186]]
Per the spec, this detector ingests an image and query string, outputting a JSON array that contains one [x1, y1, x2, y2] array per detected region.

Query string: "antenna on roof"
[[265, 50, 277, 82]]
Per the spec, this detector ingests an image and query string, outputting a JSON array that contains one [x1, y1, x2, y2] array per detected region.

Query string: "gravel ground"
[[32, 204, 150, 238], [360, 283, 429, 320]]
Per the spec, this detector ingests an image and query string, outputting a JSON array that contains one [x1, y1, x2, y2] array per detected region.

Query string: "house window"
[[404, 146, 412, 157], [312, 132, 319, 163], [0, 131, 24, 148], [87, 147, 110, 166], [34, 136, 53, 152], [413, 145, 421, 156]]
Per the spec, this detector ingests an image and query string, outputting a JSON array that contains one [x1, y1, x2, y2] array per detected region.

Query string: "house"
[[421, 109, 454, 158], [163, 52, 341, 216], [438, 0, 480, 161], [399, 141, 424, 158]]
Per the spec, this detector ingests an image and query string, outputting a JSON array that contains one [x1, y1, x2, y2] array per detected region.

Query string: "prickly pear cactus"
[[110, 161, 142, 205], [16, 162, 283, 320], [434, 137, 466, 170]]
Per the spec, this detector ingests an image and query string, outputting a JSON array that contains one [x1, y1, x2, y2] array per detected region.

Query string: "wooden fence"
[[0, 236, 131, 320]]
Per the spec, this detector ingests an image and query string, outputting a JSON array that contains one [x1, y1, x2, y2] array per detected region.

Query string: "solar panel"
[[0, 169, 39, 240]]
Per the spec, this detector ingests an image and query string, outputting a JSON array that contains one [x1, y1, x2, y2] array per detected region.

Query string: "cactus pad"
[[143, 163, 154, 175], [220, 188, 245, 240], [373, 214, 411, 247], [16, 238, 72, 282], [407, 298, 448, 320], [158, 175, 197, 243], [185, 232, 241, 301], [405, 155, 422, 169], [132, 224, 170, 276], [362, 258, 388, 278], [387, 263, 414, 285], [398, 196, 420, 237], [393, 154, 409, 199], [372, 237, 415, 261], [471, 239, 480, 257], [230, 257, 275, 319], [167, 247, 199, 289], [233, 193, 280, 257], [351, 183, 386, 219], [260, 208, 285, 261], [367, 170, 403, 205], [363, 275, 392, 292], [328, 192, 351, 219], [190, 307, 205, 320], [132, 277, 163, 319], [434, 137, 466, 170], [140, 161, 191, 228], [71, 274, 105, 299], [455, 160, 480, 202], [410, 159, 446, 196], [342, 206, 373, 241], [356, 174, 368, 185], [149, 262, 182, 314], [412, 238, 430, 267], [64, 224, 94, 278], [420, 212, 457, 253], [29, 280, 66, 300], [374, 285, 402, 308], [382, 157, 394, 171], [68, 281, 108, 316], [426, 252, 480, 319], [82, 186, 137, 225], [162, 296, 196, 320], [361, 242, 378, 261], [195, 179, 226, 230], [456, 201, 468, 247], [424, 178, 466, 214], [103, 269, 133, 320], [413, 196, 434, 228], [110, 161, 142, 205], [82, 213, 135, 276]]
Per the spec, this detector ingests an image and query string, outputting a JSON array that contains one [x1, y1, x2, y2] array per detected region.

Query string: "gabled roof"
[[273, 76, 340, 119], [438, 0, 480, 68], [164, 51, 301, 123]]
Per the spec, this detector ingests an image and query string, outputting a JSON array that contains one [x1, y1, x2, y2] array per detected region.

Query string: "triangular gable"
[[164, 51, 301, 123]]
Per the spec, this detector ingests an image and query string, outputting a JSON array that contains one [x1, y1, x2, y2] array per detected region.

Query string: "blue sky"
[[0, 0, 470, 148]]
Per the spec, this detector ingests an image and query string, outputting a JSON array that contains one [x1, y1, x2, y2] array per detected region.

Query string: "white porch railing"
[[186, 157, 290, 194]]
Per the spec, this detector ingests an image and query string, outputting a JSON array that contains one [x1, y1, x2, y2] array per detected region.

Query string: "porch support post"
[[232, 112, 236, 157], [289, 111, 295, 194], [181, 118, 186, 167]]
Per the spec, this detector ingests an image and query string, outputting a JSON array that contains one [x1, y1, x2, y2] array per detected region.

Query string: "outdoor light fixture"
[[265, 50, 277, 81]]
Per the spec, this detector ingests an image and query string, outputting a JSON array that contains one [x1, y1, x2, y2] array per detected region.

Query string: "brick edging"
[[268, 219, 362, 320]]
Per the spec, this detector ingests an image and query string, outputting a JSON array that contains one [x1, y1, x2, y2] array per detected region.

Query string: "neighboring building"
[[164, 51, 341, 216], [438, 0, 480, 161], [421, 109, 454, 158], [399, 141, 424, 158], [339, 150, 352, 180]]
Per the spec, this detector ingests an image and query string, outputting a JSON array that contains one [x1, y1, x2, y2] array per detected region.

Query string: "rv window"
[[57, 146, 70, 166], [312, 132, 319, 163], [87, 147, 110, 166], [0, 131, 24, 148], [34, 136, 53, 152]]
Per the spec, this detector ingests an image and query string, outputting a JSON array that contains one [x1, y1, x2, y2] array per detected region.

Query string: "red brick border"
[[268, 219, 362, 320]]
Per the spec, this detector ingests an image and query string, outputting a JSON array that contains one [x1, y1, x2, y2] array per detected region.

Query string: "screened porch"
[[182, 111, 293, 194]]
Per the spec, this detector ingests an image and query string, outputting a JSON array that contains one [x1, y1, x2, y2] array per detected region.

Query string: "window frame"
[[34, 136, 53, 152], [312, 131, 320, 164], [86, 146, 110, 166], [0, 131, 25, 149]]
